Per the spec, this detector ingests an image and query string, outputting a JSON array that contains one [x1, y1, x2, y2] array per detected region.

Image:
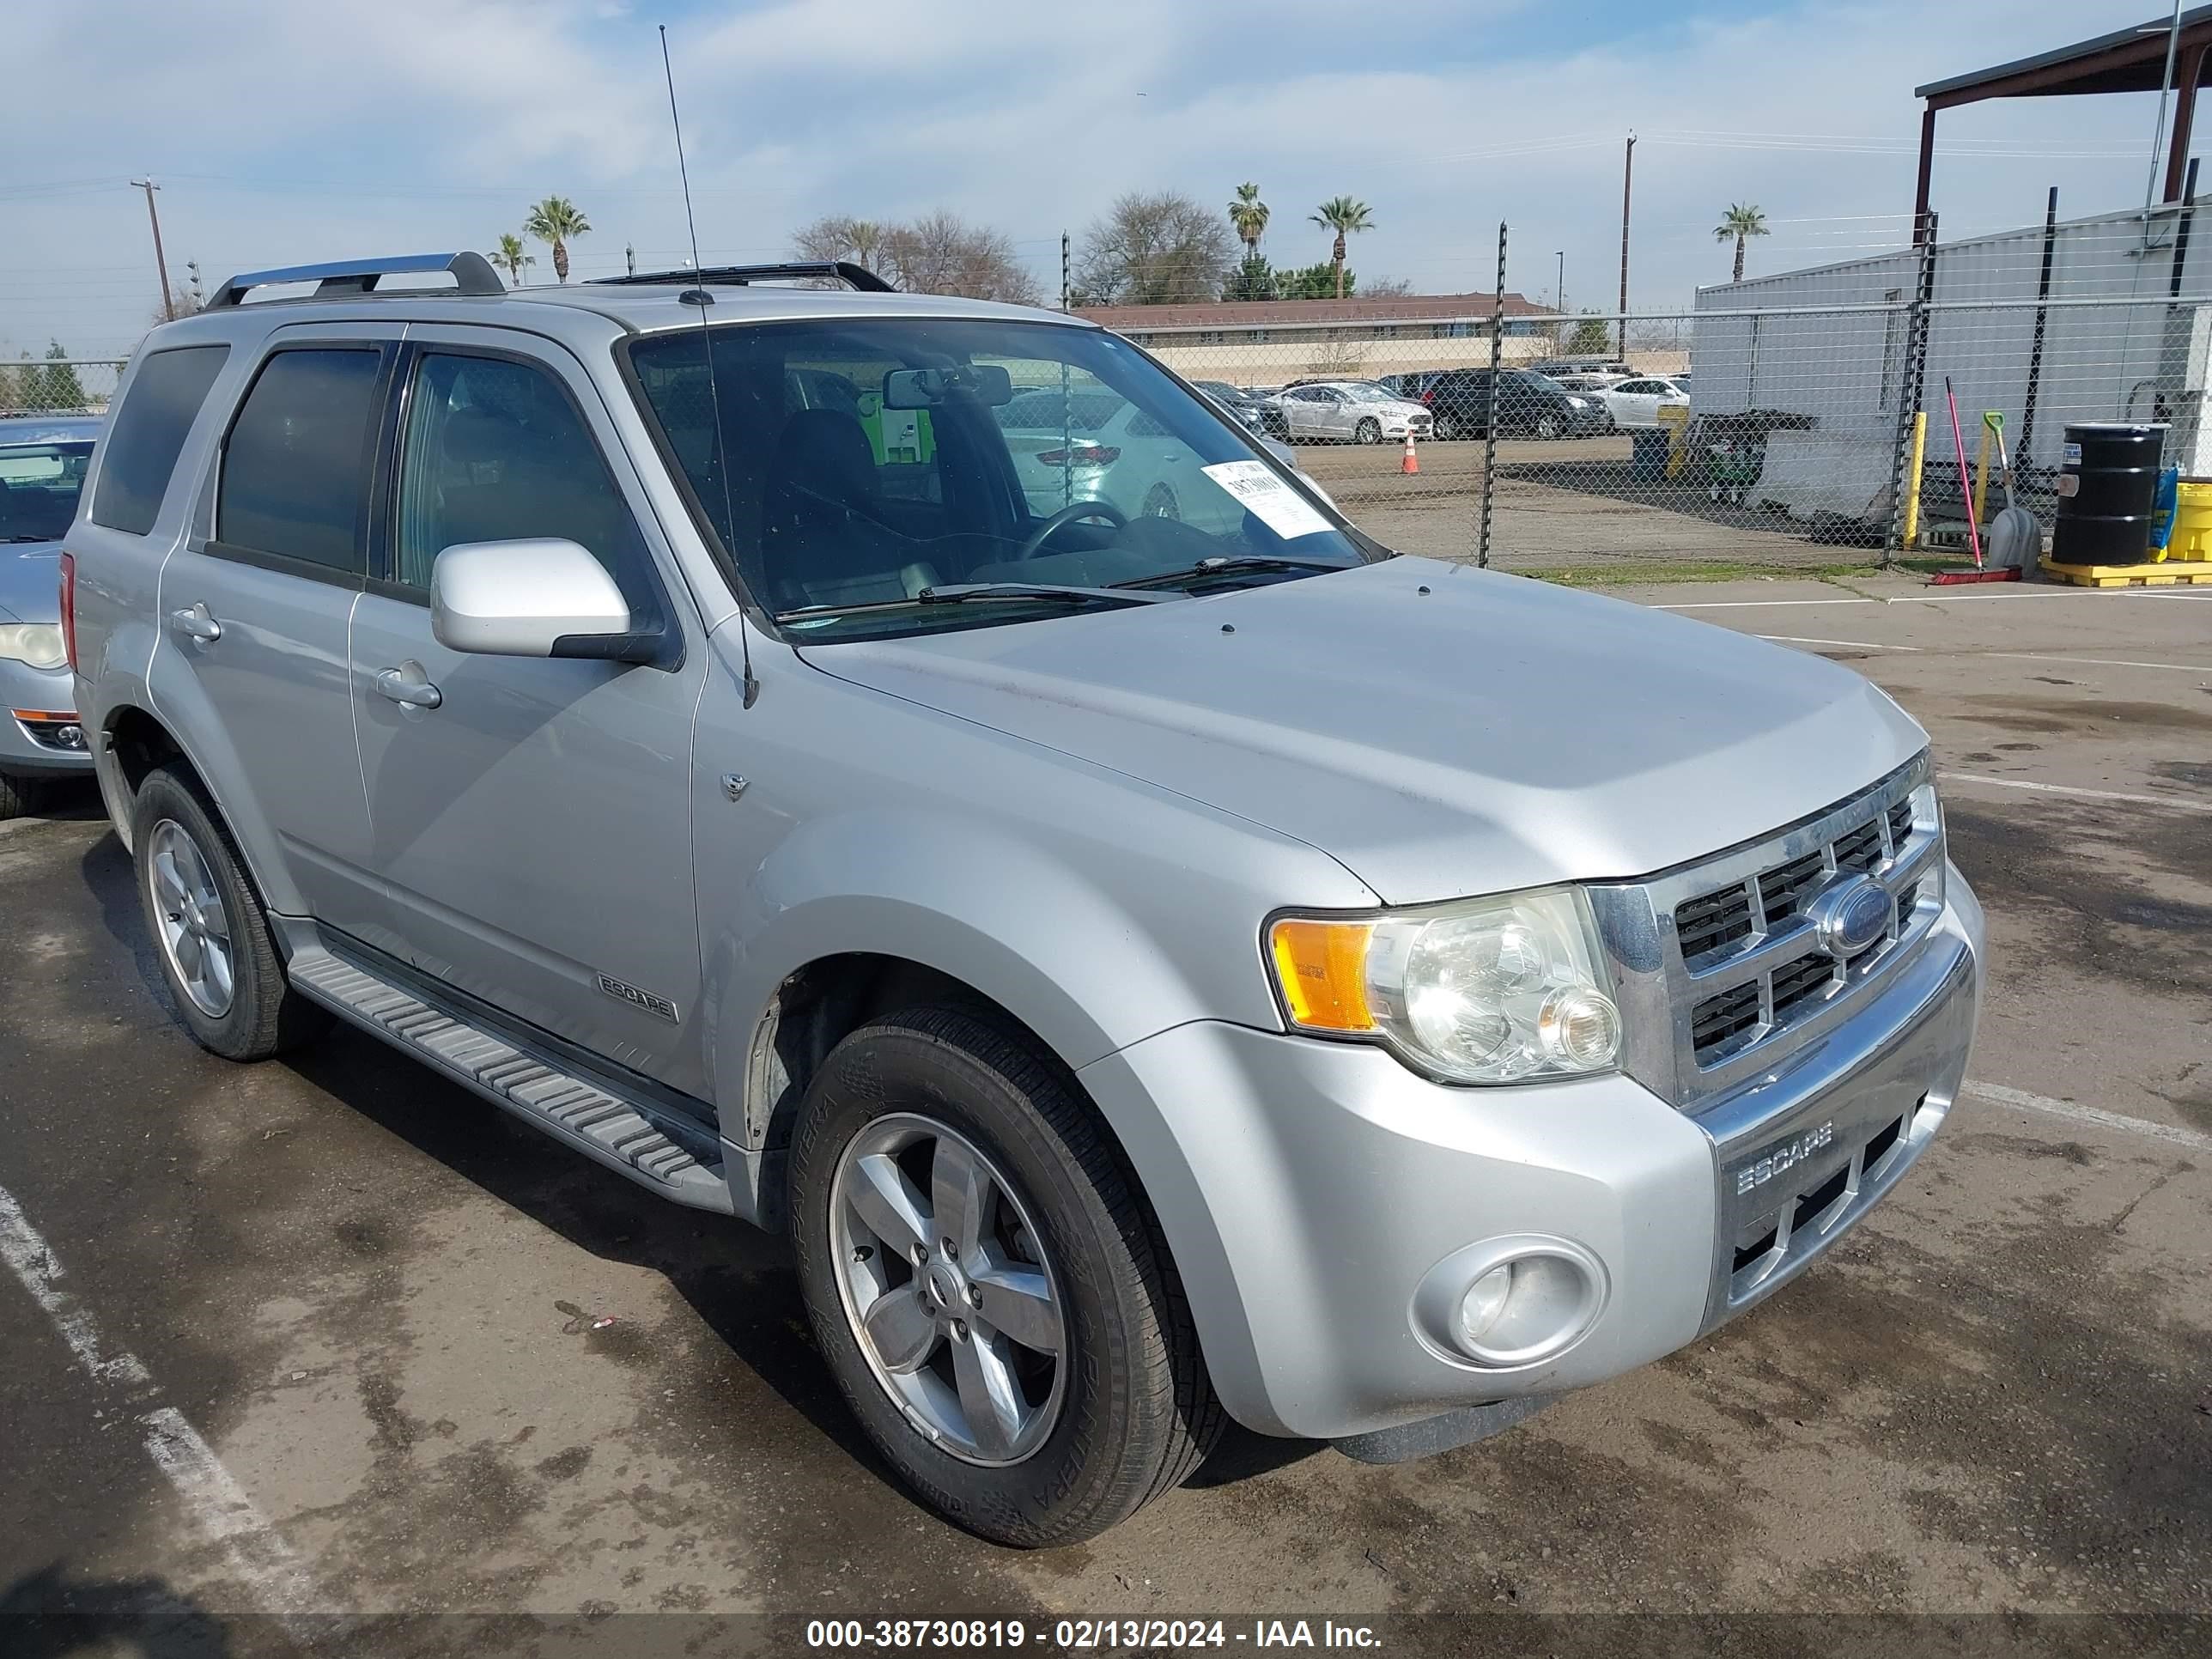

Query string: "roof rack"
[[203, 252, 505, 311], [587, 260, 896, 294]]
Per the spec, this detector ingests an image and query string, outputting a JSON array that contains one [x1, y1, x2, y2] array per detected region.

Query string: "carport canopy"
[[1913, 5, 2212, 236]]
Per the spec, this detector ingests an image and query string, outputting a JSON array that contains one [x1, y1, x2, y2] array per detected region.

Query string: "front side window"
[[393, 351, 652, 601], [91, 344, 229, 537], [218, 349, 381, 573], [627, 319, 1376, 641]]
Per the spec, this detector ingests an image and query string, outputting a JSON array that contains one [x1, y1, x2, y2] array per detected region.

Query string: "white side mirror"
[[430, 539, 634, 659]]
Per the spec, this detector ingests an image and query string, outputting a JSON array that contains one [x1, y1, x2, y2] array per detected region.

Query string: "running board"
[[286, 945, 734, 1214]]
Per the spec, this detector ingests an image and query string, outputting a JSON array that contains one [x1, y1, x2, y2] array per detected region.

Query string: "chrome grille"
[[1589, 755, 1945, 1112]]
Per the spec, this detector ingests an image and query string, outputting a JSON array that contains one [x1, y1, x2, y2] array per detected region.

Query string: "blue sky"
[[2, 0, 2193, 359]]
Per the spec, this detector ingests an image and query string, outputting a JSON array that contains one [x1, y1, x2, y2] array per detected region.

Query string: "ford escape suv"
[[64, 252, 1984, 1547]]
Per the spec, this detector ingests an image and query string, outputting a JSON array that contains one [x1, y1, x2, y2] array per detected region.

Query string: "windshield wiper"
[[1108, 554, 1351, 591], [774, 582, 1178, 624]]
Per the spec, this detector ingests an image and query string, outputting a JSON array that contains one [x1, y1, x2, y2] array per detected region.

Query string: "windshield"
[[0, 441, 94, 543], [625, 318, 1376, 641]]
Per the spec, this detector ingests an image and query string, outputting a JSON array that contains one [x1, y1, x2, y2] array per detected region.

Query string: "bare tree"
[[792, 211, 1039, 303], [149, 284, 199, 327], [1077, 191, 1237, 306], [793, 215, 896, 274], [885, 212, 1042, 304]]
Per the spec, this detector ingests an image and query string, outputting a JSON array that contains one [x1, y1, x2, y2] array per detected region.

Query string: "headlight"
[[1267, 887, 1620, 1085], [0, 623, 67, 671]]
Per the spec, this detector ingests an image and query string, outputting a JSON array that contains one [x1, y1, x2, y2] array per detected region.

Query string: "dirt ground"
[[1, 574, 2207, 1657]]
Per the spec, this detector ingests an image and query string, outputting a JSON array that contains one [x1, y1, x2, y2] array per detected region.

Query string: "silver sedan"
[[1275, 382, 1433, 445], [0, 416, 100, 817]]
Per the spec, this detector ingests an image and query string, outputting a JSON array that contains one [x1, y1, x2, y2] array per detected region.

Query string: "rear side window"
[[90, 344, 230, 536], [217, 349, 382, 573]]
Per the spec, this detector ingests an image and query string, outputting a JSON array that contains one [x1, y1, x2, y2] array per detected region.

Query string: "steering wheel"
[[1014, 500, 1127, 562]]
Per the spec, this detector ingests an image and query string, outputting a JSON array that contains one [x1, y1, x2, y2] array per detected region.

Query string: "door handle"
[[374, 665, 442, 710], [169, 604, 222, 644]]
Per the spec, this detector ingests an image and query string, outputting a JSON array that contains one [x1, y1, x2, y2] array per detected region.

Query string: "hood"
[[795, 558, 1926, 904], [0, 539, 64, 625]]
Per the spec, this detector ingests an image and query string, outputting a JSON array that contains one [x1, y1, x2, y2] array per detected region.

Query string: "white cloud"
[[0, 0, 2184, 357]]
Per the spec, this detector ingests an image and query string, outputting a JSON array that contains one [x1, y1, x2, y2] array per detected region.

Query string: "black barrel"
[[2052, 422, 2165, 566]]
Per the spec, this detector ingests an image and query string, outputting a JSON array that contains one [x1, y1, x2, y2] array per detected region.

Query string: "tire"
[[0, 771, 46, 822], [1353, 418, 1382, 446], [1534, 415, 1564, 441], [1139, 483, 1181, 520], [1431, 412, 1460, 441], [131, 763, 331, 1061], [790, 1006, 1223, 1547]]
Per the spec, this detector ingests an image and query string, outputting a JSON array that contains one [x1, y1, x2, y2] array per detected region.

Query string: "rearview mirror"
[[882, 364, 1014, 408], [431, 539, 635, 659]]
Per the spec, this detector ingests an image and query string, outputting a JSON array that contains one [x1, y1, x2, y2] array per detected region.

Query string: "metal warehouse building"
[[1686, 198, 2212, 524]]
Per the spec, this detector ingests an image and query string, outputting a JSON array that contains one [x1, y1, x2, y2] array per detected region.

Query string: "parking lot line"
[[1658, 591, 2115, 611], [1976, 652, 2212, 673], [0, 1179, 325, 1627], [1939, 772, 2212, 813], [1965, 1081, 2212, 1154], [1757, 635, 1923, 650]]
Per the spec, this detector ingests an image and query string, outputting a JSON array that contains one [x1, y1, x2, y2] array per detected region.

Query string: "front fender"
[[703, 806, 1284, 1120]]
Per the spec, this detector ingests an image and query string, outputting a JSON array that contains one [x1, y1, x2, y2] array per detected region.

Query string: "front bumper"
[[1078, 868, 1983, 1441], [0, 655, 92, 777]]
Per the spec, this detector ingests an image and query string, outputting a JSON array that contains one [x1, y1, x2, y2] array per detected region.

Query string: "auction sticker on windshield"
[[1201, 460, 1334, 539]]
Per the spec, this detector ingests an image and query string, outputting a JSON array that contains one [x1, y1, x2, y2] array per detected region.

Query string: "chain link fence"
[[1081, 202, 2212, 579], [0, 359, 126, 417]]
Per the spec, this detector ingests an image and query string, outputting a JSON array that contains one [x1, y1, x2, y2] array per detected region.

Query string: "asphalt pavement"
[[2, 574, 2207, 1657]]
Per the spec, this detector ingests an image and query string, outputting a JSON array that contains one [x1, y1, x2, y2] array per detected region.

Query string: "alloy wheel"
[[147, 818, 235, 1018], [830, 1113, 1067, 1466]]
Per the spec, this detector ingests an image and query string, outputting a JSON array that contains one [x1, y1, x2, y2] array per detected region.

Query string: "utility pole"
[[132, 177, 174, 320], [1554, 250, 1565, 313], [625, 242, 636, 276], [1619, 132, 1635, 359], [185, 259, 204, 308], [1060, 231, 1072, 312]]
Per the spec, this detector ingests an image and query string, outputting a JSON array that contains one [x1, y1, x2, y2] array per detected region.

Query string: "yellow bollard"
[[1972, 412, 1995, 528], [1658, 403, 1691, 479], [1902, 410, 1928, 548]]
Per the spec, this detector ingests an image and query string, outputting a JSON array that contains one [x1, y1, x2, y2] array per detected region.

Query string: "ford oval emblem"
[[1806, 874, 1893, 960]]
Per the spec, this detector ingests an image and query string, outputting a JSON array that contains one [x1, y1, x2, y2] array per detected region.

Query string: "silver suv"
[[65, 253, 1984, 1547]]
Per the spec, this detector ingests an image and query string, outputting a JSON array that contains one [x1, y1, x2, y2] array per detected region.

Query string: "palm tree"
[[1309, 197, 1373, 300], [490, 233, 535, 287], [1227, 183, 1269, 255], [524, 196, 592, 283], [1713, 204, 1769, 283]]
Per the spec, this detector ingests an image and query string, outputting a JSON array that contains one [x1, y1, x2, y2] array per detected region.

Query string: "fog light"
[[1413, 1236, 1608, 1370], [56, 724, 86, 750], [1457, 1266, 1513, 1345]]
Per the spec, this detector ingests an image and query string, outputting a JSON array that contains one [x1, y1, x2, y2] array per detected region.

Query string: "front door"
[[155, 330, 396, 921], [341, 331, 710, 1097]]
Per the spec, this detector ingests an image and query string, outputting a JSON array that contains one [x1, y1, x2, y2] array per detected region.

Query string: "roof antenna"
[[660, 22, 757, 708]]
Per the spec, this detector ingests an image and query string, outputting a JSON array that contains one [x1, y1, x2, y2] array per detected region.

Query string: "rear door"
[[342, 330, 710, 1096], [155, 327, 396, 920]]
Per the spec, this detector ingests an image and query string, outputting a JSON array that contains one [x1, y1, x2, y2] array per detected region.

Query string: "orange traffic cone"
[[1401, 430, 1419, 475]]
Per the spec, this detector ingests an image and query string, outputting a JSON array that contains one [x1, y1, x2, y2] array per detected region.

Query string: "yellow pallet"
[[2039, 556, 2212, 587]]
